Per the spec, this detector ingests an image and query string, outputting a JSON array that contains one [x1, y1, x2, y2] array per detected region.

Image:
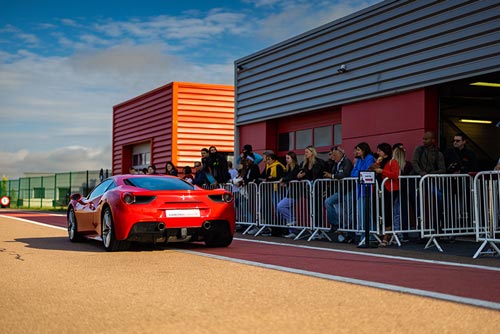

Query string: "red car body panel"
[[68, 175, 235, 242]]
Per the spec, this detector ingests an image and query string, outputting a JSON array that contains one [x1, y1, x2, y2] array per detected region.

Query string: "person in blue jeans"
[[324, 146, 353, 233], [277, 151, 301, 238], [350, 142, 376, 241]]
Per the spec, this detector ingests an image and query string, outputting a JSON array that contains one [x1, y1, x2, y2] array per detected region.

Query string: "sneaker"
[[284, 232, 297, 239], [246, 227, 259, 235], [286, 220, 296, 226], [261, 227, 272, 237], [311, 233, 325, 240], [397, 233, 409, 243]]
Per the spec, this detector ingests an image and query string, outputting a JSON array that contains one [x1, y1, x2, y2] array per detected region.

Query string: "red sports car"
[[66, 175, 235, 251]]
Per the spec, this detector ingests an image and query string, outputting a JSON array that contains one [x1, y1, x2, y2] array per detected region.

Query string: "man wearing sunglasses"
[[444, 133, 478, 174]]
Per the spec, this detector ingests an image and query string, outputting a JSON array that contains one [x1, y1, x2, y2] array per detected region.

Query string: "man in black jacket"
[[444, 133, 478, 174]]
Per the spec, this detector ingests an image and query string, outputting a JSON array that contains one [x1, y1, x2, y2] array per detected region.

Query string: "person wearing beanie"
[[237, 144, 263, 165]]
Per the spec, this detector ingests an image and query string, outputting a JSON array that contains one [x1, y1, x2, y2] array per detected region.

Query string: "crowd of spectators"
[[127, 131, 499, 243]]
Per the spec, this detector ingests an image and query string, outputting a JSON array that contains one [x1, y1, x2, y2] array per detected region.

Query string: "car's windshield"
[[124, 177, 195, 191]]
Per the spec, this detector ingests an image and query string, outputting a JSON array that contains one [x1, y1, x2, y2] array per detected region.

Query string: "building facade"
[[113, 82, 234, 175], [234, 0, 500, 169]]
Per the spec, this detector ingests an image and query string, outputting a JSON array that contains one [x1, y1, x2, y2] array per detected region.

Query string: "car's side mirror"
[[71, 193, 82, 201]]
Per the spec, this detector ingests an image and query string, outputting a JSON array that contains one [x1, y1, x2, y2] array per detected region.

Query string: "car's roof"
[[106, 174, 198, 191], [112, 174, 177, 181]]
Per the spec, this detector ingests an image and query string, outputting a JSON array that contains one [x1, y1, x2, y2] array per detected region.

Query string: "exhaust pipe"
[[202, 221, 212, 230], [157, 223, 165, 230]]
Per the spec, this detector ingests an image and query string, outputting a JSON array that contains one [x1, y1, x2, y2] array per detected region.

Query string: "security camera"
[[337, 64, 347, 73]]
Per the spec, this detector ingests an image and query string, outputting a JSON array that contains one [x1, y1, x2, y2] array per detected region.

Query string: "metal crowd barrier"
[[235, 182, 259, 234], [418, 174, 475, 251], [473, 171, 500, 258], [245, 180, 313, 238], [314, 178, 379, 245], [380, 176, 421, 246], [242, 178, 382, 244], [228, 173, 498, 258]]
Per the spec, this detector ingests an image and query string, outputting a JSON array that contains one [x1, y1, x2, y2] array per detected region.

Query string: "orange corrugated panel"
[[177, 142, 235, 150], [175, 82, 234, 155], [113, 82, 234, 175], [177, 133, 234, 140]]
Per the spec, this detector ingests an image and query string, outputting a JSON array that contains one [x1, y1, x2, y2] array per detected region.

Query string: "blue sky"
[[0, 0, 380, 179]]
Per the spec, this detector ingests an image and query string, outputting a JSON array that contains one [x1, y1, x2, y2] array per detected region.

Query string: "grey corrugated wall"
[[234, 0, 500, 125]]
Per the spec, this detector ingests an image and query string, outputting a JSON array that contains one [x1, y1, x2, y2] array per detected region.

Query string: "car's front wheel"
[[67, 207, 82, 242], [102, 207, 129, 252]]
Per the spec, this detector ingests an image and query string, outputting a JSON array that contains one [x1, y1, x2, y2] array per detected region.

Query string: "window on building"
[[132, 152, 150, 167], [314, 126, 332, 147], [334, 124, 342, 145], [278, 133, 289, 151], [278, 132, 295, 151], [132, 142, 151, 169], [296, 129, 312, 149], [278, 124, 340, 152]]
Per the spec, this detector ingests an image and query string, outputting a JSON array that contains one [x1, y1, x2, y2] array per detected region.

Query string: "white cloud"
[[0, 41, 234, 179], [0, 146, 112, 180], [252, 1, 379, 42], [0, 24, 39, 47], [60, 18, 80, 27], [0, 1, 381, 180]]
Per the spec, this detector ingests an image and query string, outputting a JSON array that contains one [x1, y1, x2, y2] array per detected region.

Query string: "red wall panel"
[[341, 88, 438, 161], [113, 83, 173, 175]]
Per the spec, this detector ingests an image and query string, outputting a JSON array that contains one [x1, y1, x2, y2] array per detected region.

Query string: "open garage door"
[[439, 72, 500, 171]]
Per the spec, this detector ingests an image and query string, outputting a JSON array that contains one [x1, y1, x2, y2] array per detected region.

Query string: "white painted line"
[[180, 248, 500, 311], [234, 237, 500, 273], [0, 215, 66, 230]]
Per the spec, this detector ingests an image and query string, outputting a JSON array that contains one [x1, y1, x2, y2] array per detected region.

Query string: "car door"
[[77, 179, 114, 232]]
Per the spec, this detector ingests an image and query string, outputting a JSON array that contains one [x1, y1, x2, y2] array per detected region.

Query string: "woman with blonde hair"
[[296, 146, 326, 233], [297, 146, 326, 181], [392, 145, 414, 242]]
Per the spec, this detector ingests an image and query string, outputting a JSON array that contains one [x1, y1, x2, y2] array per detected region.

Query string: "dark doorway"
[[439, 72, 500, 171]]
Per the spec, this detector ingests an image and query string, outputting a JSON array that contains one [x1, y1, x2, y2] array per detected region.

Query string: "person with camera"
[[444, 133, 478, 175]]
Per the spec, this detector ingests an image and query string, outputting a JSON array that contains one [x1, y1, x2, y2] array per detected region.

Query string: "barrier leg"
[[473, 240, 500, 258], [424, 236, 443, 252]]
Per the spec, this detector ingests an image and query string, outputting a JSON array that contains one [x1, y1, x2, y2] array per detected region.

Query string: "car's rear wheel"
[[67, 207, 82, 242], [102, 207, 129, 252], [204, 222, 233, 247]]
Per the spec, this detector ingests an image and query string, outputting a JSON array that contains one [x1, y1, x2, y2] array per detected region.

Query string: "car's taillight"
[[208, 192, 233, 203], [134, 196, 156, 204], [222, 193, 233, 203], [122, 192, 135, 204]]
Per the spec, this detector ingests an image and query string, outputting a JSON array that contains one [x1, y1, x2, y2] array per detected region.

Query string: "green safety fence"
[[0, 169, 110, 209]]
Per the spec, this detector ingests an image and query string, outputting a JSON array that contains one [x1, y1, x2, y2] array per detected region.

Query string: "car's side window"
[[87, 179, 114, 199]]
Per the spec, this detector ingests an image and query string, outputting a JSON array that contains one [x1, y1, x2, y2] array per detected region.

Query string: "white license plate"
[[166, 209, 200, 218]]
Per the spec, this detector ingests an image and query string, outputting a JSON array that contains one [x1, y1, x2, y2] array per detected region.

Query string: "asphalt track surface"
[[1, 209, 499, 333]]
